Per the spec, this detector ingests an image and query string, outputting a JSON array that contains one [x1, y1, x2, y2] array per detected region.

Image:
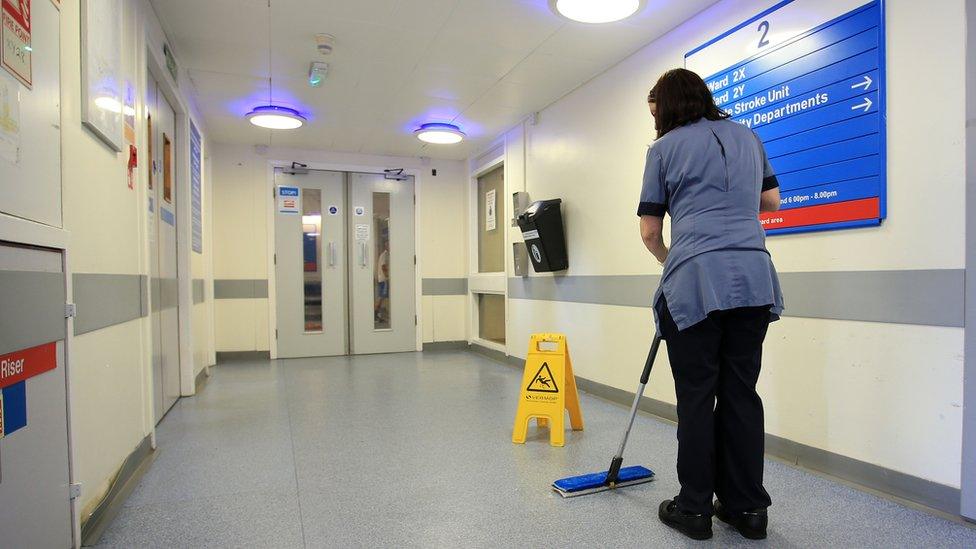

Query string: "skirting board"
[[80, 435, 155, 546], [469, 345, 963, 519], [468, 342, 509, 364], [194, 367, 209, 393], [422, 341, 469, 351], [216, 351, 271, 362]]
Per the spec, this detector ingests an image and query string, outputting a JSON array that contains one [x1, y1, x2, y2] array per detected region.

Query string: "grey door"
[[274, 170, 348, 358], [147, 75, 180, 420], [349, 173, 417, 354], [0, 243, 72, 548]]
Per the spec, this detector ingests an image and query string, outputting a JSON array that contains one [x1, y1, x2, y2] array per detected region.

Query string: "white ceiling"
[[151, 0, 718, 160]]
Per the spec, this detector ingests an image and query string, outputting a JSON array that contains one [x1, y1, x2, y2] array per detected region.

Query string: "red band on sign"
[[760, 198, 880, 231], [0, 341, 56, 389], [1, 0, 30, 32]]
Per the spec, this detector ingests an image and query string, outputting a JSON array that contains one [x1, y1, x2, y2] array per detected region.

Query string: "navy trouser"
[[658, 300, 773, 515]]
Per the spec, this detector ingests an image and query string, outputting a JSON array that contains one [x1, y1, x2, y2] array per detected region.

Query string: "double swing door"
[[274, 170, 416, 358]]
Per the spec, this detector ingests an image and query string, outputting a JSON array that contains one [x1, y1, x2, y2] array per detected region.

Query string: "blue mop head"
[[552, 465, 655, 497]]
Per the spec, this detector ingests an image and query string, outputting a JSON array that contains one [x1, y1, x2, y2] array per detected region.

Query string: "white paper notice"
[[0, 73, 20, 164], [486, 189, 497, 231], [277, 186, 300, 214], [355, 224, 369, 241]]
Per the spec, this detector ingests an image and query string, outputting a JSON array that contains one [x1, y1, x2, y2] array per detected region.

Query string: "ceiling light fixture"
[[549, 0, 643, 23], [247, 105, 306, 129], [246, 0, 304, 130], [414, 123, 465, 145]]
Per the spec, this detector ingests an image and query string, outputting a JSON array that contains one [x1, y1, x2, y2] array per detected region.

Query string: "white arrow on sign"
[[851, 97, 873, 113], [851, 75, 873, 91]]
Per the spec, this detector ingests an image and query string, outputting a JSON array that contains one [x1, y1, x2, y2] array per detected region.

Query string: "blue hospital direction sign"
[[686, 0, 886, 235]]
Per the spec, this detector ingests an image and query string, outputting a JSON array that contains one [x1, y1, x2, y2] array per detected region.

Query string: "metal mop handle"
[[606, 335, 662, 485]]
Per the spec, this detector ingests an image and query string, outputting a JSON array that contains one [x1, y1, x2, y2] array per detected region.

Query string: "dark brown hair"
[[648, 68, 729, 139]]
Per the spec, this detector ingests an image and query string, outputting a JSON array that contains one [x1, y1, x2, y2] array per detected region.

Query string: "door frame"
[[962, 0, 976, 521], [146, 45, 198, 398], [265, 160, 424, 359], [467, 148, 508, 353]]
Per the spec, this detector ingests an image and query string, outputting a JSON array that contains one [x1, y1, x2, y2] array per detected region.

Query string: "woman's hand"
[[640, 215, 669, 265]]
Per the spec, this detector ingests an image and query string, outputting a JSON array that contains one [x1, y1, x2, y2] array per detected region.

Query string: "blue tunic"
[[638, 118, 784, 333]]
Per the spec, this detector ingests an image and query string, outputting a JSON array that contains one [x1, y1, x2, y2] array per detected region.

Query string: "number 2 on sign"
[[757, 20, 771, 48]]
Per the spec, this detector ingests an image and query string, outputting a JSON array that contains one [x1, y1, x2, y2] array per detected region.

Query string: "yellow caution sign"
[[512, 333, 583, 447]]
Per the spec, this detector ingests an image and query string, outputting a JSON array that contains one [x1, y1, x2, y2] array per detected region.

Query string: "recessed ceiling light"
[[415, 123, 465, 144], [246, 105, 306, 130], [550, 0, 643, 24]]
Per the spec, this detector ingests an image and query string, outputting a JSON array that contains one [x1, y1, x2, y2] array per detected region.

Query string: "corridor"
[[96, 351, 976, 548]]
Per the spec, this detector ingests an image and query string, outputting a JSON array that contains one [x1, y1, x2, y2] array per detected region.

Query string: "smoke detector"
[[315, 34, 336, 55]]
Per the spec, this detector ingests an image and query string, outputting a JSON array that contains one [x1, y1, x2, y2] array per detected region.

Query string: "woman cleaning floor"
[[638, 68, 785, 541]]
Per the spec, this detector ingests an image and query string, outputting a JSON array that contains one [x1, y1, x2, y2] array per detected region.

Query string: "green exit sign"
[[163, 43, 179, 85]]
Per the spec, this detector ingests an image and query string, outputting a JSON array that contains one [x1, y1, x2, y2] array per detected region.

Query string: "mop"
[[552, 336, 661, 497]]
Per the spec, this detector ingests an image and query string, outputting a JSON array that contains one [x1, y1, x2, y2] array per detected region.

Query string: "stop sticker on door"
[[0, 342, 57, 389]]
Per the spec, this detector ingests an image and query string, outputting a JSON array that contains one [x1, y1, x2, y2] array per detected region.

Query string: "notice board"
[[686, 0, 886, 235], [190, 121, 202, 254]]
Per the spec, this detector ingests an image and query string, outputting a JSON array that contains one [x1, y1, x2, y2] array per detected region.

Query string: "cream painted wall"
[[59, 0, 215, 517], [211, 143, 468, 351], [60, 0, 151, 517], [485, 0, 968, 488], [508, 301, 964, 487], [214, 298, 269, 352]]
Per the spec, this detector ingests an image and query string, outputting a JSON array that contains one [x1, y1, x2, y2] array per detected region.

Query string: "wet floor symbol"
[[527, 363, 559, 393]]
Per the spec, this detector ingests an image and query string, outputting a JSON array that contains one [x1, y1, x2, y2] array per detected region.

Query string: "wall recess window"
[[478, 293, 506, 345], [373, 192, 391, 330], [478, 165, 505, 273], [302, 189, 323, 332]]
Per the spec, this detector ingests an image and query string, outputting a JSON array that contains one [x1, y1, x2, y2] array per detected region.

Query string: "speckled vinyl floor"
[[95, 351, 976, 548]]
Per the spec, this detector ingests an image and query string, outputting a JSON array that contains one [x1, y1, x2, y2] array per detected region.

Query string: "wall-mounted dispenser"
[[517, 199, 568, 272]]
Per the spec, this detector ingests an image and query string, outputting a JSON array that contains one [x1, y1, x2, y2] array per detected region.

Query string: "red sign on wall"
[[760, 198, 881, 232], [1, 0, 31, 87], [0, 341, 56, 389]]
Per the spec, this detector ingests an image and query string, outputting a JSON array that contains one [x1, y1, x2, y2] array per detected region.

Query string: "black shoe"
[[658, 499, 713, 540], [714, 500, 768, 540]]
